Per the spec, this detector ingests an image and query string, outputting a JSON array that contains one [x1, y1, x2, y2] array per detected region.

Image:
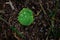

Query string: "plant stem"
[[0, 15, 9, 25]]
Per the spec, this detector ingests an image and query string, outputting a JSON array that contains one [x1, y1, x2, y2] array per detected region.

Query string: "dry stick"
[[13, 33, 21, 40], [0, 10, 5, 13], [5, 0, 15, 10], [39, 0, 47, 15], [47, 3, 52, 13], [39, 0, 50, 25], [0, 15, 10, 26], [36, 10, 42, 16]]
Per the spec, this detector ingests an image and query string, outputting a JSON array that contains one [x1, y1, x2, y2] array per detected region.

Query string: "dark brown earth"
[[0, 0, 60, 40]]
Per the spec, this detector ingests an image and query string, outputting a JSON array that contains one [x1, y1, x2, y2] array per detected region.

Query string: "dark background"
[[0, 0, 60, 40]]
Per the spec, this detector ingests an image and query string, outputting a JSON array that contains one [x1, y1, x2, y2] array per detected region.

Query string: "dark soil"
[[0, 0, 60, 40]]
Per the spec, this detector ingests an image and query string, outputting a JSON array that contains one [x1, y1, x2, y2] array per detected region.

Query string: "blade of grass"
[[0, 15, 9, 25]]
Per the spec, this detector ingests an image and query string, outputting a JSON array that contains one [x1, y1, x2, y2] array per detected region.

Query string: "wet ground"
[[0, 0, 60, 40]]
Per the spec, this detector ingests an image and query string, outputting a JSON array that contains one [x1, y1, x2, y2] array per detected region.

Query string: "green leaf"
[[17, 8, 34, 26]]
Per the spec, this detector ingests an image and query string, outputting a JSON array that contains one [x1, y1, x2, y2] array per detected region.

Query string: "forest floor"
[[0, 0, 60, 40]]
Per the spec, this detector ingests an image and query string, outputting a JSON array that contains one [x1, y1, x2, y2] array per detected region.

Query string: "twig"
[[5, 0, 15, 10], [35, 10, 42, 16], [13, 33, 22, 40], [46, 3, 52, 13], [39, 0, 47, 15], [0, 15, 9, 25], [0, 10, 5, 13]]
